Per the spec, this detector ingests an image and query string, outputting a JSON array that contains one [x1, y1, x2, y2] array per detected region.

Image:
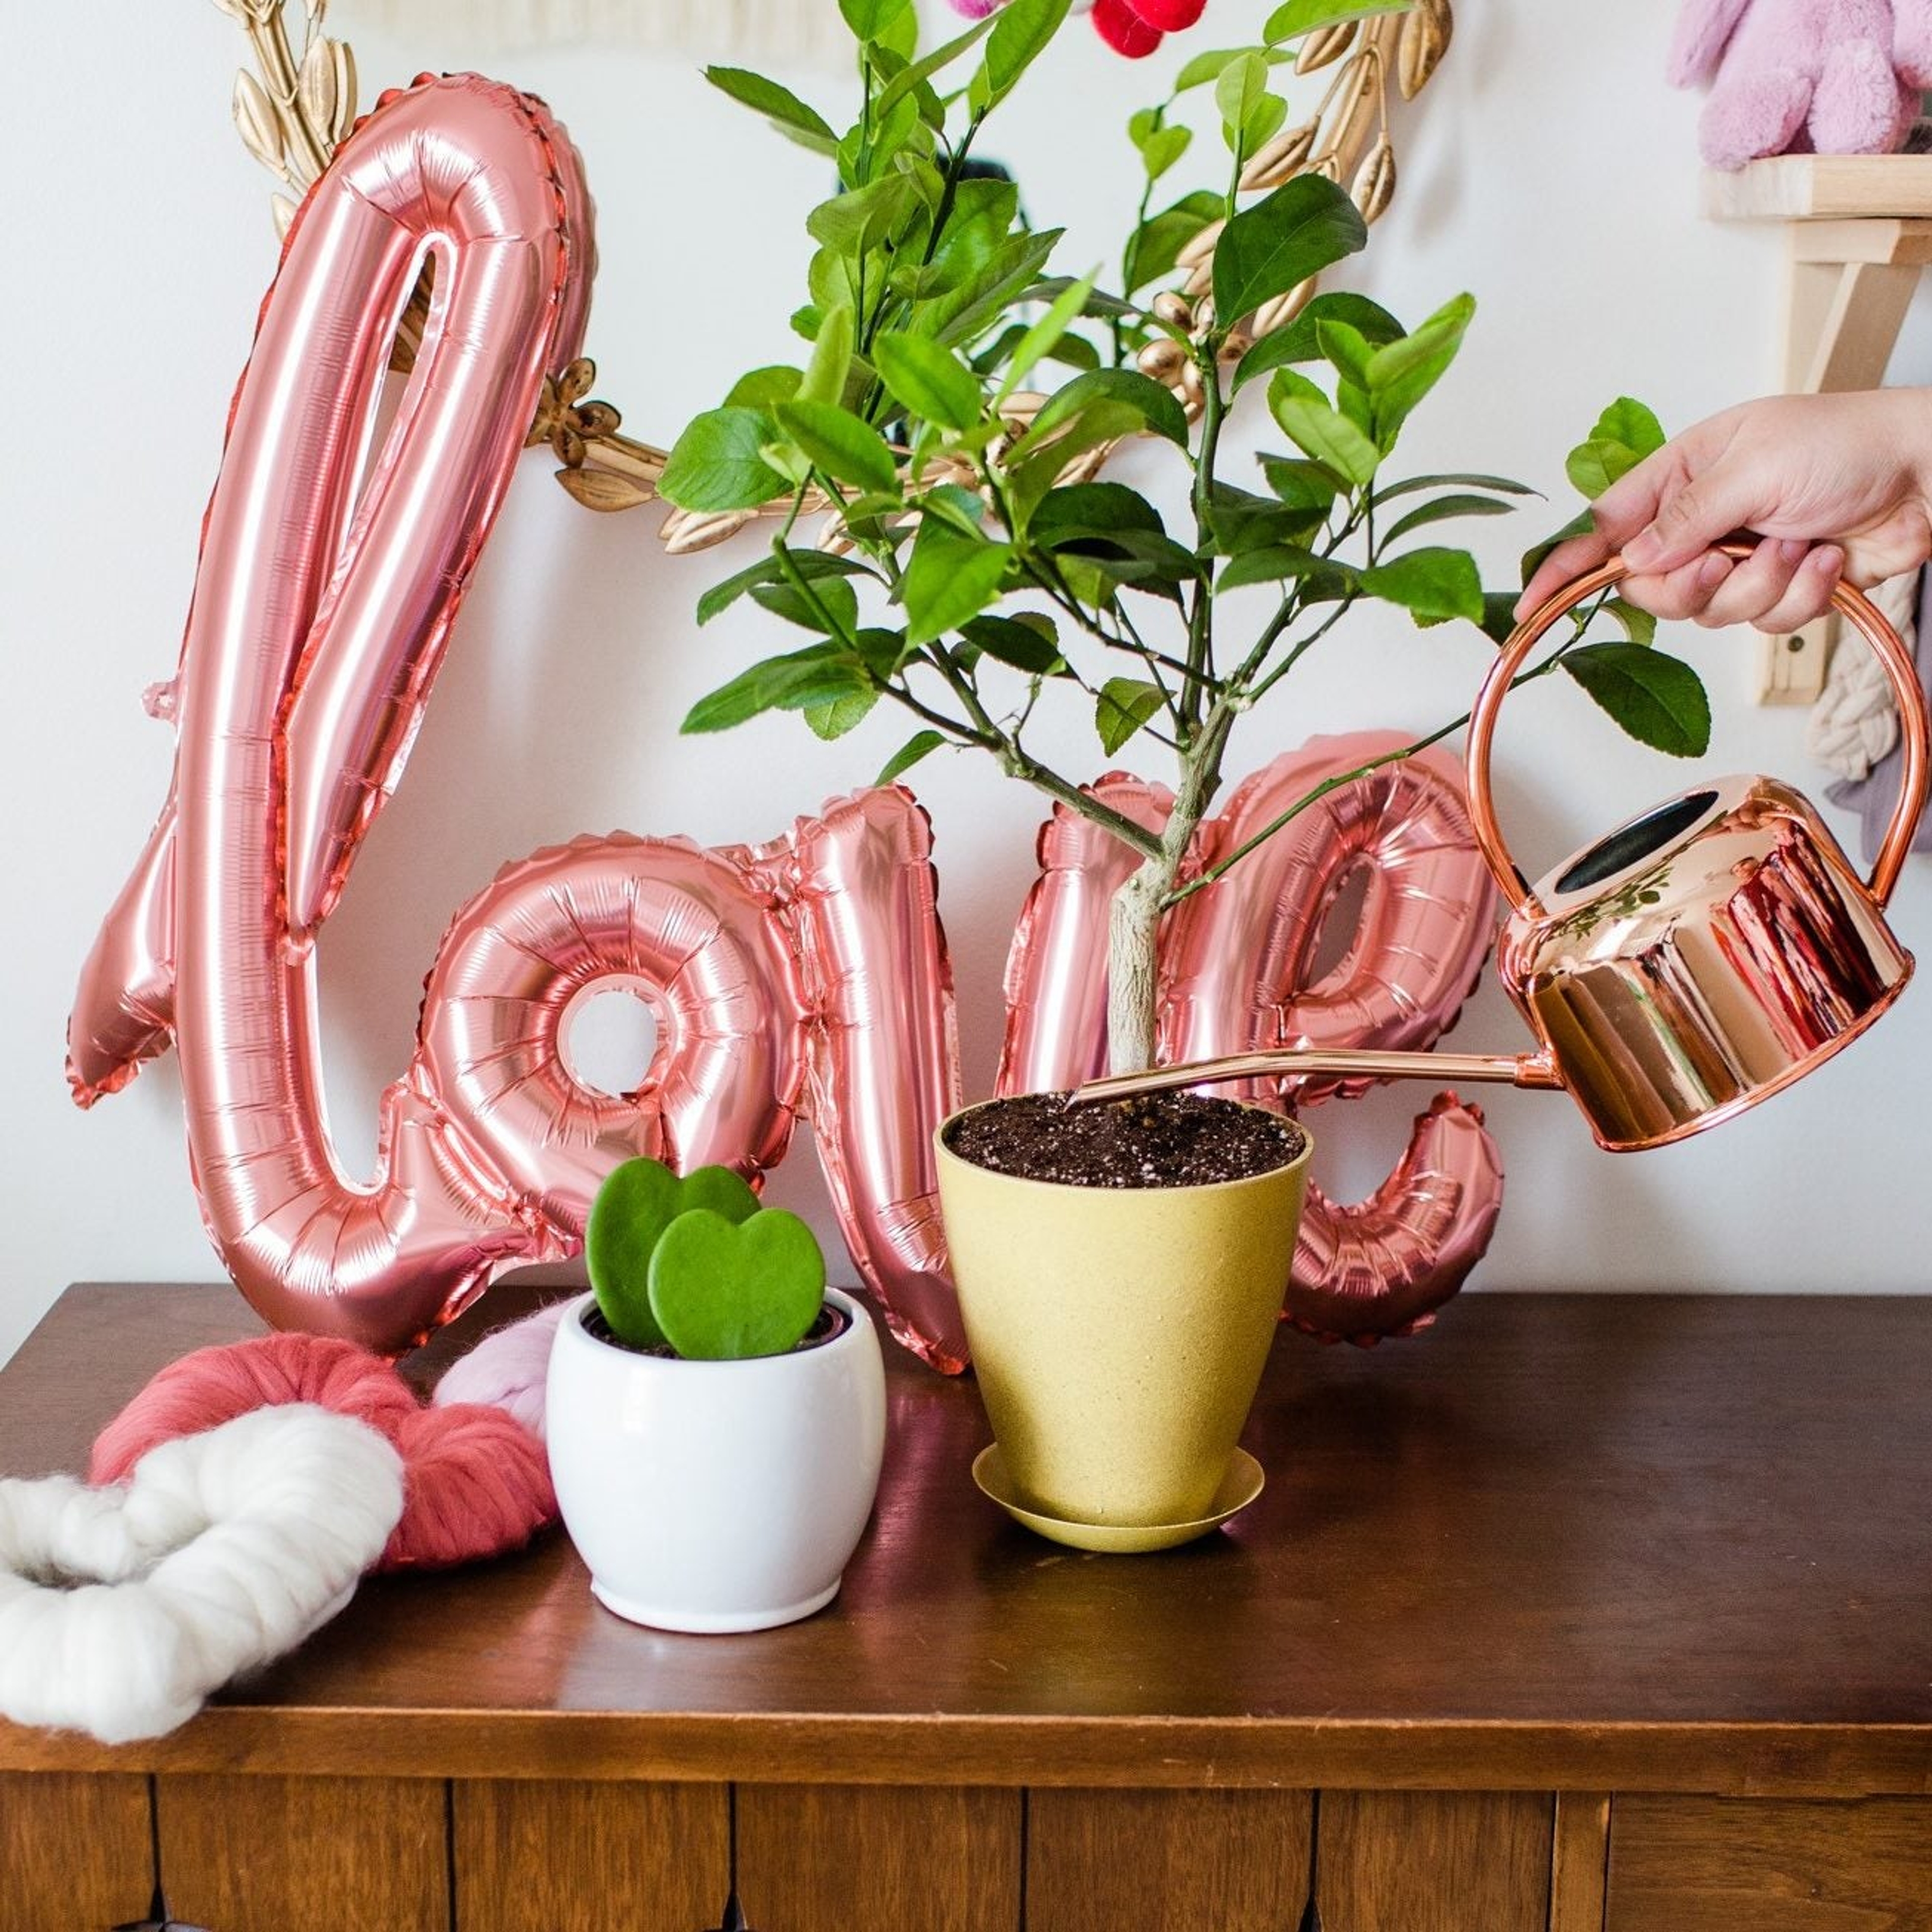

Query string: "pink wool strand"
[[431, 1299, 570, 1440], [90, 1332, 555, 1572]]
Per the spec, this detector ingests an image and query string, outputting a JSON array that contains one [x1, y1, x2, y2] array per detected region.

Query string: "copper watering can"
[[1080, 541, 1930, 1151]]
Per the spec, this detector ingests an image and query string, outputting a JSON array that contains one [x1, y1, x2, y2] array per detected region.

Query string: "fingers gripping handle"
[[1465, 542, 1931, 917]]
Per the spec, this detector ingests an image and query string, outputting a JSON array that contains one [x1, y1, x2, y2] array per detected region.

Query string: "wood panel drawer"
[[1607, 1795, 1932, 1930]]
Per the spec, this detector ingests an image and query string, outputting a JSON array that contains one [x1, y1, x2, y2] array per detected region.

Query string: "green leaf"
[[1519, 507, 1596, 586], [799, 301, 854, 407], [1363, 290, 1474, 447], [1258, 456, 1340, 514], [1095, 677, 1165, 755], [1174, 44, 1293, 89], [1374, 470, 1538, 503], [750, 573, 860, 635], [1268, 380, 1381, 487], [961, 612, 1064, 674], [871, 11, 998, 121], [1381, 492, 1518, 546], [840, 0, 913, 40], [972, 0, 1072, 112], [724, 365, 804, 409], [696, 549, 870, 626], [878, 729, 948, 784], [874, 331, 984, 431], [1032, 481, 1166, 537], [1359, 546, 1484, 623], [659, 407, 787, 512], [807, 175, 916, 255], [998, 271, 1096, 400], [1479, 590, 1523, 644], [1020, 367, 1190, 450], [776, 399, 900, 495], [1233, 291, 1403, 389], [1564, 643, 1711, 757], [1264, 0, 1409, 42], [588, 1158, 763, 1351], [1566, 438, 1646, 500], [1125, 189, 1223, 294], [1218, 543, 1344, 591], [903, 526, 1013, 645], [1591, 396, 1666, 459], [1214, 174, 1367, 326], [704, 67, 837, 155], [648, 1207, 825, 1361], [804, 689, 879, 740], [1607, 598, 1658, 646], [1138, 121, 1192, 181], [682, 645, 867, 734], [1315, 316, 1377, 391], [1215, 50, 1270, 145]]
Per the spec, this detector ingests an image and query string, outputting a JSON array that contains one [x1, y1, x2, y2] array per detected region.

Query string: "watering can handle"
[[1466, 540, 1931, 918]]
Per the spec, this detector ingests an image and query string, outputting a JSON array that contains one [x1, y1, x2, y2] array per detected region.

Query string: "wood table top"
[[1, 1281, 1928, 1793]]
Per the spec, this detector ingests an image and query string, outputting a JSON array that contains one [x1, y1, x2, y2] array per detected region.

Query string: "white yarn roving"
[[1808, 569, 1918, 780], [0, 1404, 403, 1745]]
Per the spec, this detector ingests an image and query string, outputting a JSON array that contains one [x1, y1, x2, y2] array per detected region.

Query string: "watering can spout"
[[1076, 540, 1928, 1149], [1074, 1048, 1563, 1106]]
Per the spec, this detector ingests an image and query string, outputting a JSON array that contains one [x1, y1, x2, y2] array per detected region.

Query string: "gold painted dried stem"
[[209, 0, 1452, 550]]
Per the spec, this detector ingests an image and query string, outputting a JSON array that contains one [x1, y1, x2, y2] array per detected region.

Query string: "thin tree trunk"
[[1106, 855, 1172, 1076]]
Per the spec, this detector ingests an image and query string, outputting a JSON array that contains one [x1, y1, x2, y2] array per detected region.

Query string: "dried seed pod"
[[271, 192, 298, 239], [661, 506, 753, 552], [1352, 135, 1397, 224], [1138, 338, 1187, 382], [1320, 51, 1384, 181], [1174, 216, 1225, 271], [1398, 0, 1453, 100], [298, 38, 336, 139], [1182, 257, 1214, 300], [1191, 294, 1216, 334], [1152, 291, 1195, 330], [1250, 278, 1317, 339], [1239, 121, 1319, 193], [1295, 19, 1357, 73], [232, 69, 285, 172], [556, 467, 657, 514], [329, 38, 358, 143]]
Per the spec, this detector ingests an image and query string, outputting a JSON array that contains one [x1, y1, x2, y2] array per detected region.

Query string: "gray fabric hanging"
[[1826, 566, 1932, 862]]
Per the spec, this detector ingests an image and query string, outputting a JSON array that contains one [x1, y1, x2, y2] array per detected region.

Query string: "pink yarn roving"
[[431, 1299, 570, 1441], [90, 1333, 555, 1572]]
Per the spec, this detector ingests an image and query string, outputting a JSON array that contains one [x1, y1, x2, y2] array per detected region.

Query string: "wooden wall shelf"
[[2, 1281, 1928, 1929], [1706, 154, 1932, 705]]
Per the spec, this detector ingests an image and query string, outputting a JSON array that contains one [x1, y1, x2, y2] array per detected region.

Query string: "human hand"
[[1515, 390, 1932, 632]]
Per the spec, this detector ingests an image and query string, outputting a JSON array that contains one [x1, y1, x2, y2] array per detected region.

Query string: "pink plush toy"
[[1670, 0, 1932, 169]]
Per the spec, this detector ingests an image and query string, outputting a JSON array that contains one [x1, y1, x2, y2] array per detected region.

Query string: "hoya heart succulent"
[[587, 1157, 829, 1359]]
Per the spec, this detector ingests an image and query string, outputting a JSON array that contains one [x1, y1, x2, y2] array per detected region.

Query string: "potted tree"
[[655, 0, 1706, 1539], [547, 1157, 887, 1628]]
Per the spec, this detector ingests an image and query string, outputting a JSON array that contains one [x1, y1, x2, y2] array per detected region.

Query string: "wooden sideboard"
[[2, 1282, 1930, 1931]]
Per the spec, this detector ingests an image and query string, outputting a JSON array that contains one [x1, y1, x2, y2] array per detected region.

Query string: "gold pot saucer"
[[970, 1444, 1264, 1553]]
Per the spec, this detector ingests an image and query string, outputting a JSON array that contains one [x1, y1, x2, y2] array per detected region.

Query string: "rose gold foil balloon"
[[1286, 1093, 1504, 1344], [67, 77, 595, 1350], [419, 833, 810, 1241], [1002, 735, 1505, 1344], [997, 774, 1173, 1097], [779, 790, 968, 1374]]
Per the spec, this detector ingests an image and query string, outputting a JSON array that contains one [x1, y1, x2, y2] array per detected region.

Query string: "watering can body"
[[1078, 545, 1928, 1151], [1499, 772, 1912, 1150]]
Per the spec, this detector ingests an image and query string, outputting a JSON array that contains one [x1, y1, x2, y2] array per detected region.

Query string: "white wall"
[[4, 1, 1928, 1371]]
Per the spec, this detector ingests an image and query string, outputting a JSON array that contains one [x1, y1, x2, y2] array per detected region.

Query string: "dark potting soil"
[[945, 1089, 1306, 1189], [583, 1301, 850, 1360]]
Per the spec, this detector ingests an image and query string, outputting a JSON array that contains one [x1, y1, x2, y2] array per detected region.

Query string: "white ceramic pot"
[[546, 1287, 887, 1633]]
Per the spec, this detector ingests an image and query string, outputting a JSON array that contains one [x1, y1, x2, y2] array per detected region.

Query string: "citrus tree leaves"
[[1213, 174, 1367, 327], [1564, 642, 1711, 756]]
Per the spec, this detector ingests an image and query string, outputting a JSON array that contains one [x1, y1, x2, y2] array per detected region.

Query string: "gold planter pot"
[[935, 1101, 1312, 1530]]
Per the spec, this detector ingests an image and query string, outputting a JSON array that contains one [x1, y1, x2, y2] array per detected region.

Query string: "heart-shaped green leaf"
[[587, 1158, 761, 1349], [647, 1209, 827, 1360]]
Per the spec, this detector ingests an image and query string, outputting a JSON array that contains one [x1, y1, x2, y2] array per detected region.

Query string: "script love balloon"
[[68, 76, 597, 1349]]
